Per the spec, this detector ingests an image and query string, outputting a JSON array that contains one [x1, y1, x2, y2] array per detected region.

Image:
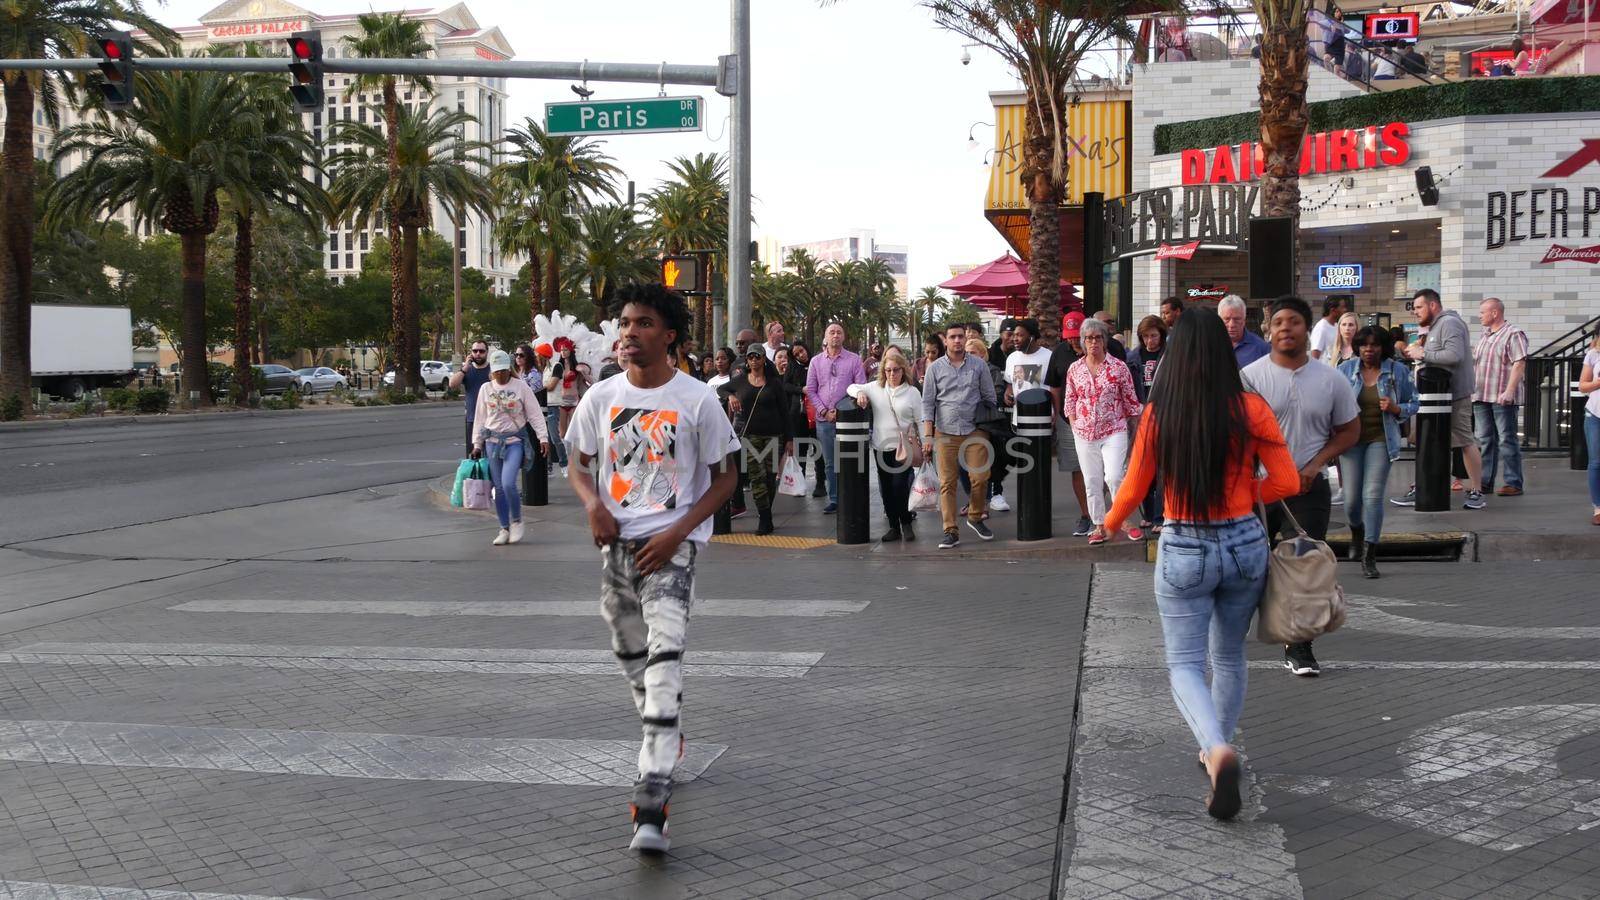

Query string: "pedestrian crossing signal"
[[661, 255, 704, 294]]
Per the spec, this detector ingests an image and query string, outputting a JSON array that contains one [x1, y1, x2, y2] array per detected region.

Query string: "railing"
[[1306, 9, 1447, 91], [1523, 314, 1598, 455]]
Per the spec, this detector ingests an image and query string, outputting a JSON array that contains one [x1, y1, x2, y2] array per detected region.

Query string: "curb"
[[0, 401, 456, 432]]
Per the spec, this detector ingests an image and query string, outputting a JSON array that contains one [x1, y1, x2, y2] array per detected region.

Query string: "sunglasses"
[[471, 348, 487, 354], [513, 352, 526, 358]]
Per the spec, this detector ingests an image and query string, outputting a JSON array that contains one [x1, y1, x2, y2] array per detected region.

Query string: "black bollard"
[[834, 397, 871, 545], [1013, 388, 1054, 541], [713, 498, 733, 535], [1414, 365, 1454, 512], [1572, 358, 1590, 472], [524, 429, 548, 507]]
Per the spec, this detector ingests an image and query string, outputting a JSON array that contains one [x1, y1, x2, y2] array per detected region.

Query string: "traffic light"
[[96, 31, 134, 111], [287, 31, 324, 113], [661, 255, 704, 294]]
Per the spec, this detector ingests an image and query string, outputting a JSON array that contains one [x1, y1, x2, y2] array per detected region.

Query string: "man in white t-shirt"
[[996, 318, 1051, 513], [567, 282, 741, 855], [1308, 296, 1346, 362]]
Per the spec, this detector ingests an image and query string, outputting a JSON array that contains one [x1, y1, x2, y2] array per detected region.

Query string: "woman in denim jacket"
[[1336, 325, 1419, 578]]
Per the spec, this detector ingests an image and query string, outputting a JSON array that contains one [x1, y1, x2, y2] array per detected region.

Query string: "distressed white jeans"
[[600, 539, 696, 781]]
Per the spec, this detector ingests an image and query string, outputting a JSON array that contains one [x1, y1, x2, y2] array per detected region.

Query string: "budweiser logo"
[[1539, 243, 1600, 264], [1155, 241, 1200, 261]]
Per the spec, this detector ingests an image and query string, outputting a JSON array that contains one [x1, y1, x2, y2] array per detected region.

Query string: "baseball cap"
[[744, 344, 765, 359], [1062, 311, 1087, 338], [489, 349, 512, 372]]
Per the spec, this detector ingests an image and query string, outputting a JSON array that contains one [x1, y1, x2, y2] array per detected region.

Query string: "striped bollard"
[[834, 397, 872, 545], [1414, 366, 1453, 512], [1014, 388, 1054, 541]]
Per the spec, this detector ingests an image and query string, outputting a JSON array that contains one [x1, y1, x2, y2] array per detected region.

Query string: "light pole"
[[725, 0, 751, 348]]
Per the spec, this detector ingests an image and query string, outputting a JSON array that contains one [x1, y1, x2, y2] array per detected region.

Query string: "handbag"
[[1255, 499, 1347, 644], [450, 458, 476, 507], [778, 455, 812, 497], [462, 459, 493, 510], [890, 389, 925, 468], [909, 464, 940, 511]]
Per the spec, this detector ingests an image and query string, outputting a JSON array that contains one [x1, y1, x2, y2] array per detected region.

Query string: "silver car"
[[295, 366, 349, 394]]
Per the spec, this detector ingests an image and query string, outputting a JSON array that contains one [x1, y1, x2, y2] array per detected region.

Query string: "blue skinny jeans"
[[484, 433, 524, 529], [1153, 516, 1270, 752], [1587, 412, 1600, 508], [1339, 440, 1392, 542], [545, 407, 568, 467]]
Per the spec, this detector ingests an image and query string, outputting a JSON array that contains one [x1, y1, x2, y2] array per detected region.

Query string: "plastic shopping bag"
[[463, 459, 493, 510], [778, 454, 812, 497], [909, 464, 940, 512], [450, 458, 476, 507]]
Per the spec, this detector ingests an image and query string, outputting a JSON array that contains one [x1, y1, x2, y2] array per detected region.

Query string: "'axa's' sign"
[[1180, 122, 1413, 185]]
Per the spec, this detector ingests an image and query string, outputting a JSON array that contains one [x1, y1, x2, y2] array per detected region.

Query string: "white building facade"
[[779, 229, 910, 300]]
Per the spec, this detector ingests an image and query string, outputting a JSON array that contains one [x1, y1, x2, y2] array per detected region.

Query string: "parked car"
[[294, 366, 348, 394], [383, 360, 454, 390], [255, 364, 302, 395]]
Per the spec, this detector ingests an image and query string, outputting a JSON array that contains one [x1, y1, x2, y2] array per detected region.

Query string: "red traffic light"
[[99, 39, 122, 60], [290, 38, 313, 60]]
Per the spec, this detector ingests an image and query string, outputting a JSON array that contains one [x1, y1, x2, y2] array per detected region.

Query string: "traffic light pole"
[[0, 55, 721, 85], [726, 0, 752, 350]]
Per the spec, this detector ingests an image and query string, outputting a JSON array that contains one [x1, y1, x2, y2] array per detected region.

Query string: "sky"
[[154, 0, 1026, 292]]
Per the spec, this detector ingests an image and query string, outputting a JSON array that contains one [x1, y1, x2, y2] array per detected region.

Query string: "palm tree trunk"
[[401, 222, 421, 392], [544, 246, 559, 315], [527, 247, 544, 335], [1024, 102, 1065, 343], [1258, 22, 1311, 219], [232, 211, 254, 402], [0, 74, 35, 405], [179, 232, 213, 407]]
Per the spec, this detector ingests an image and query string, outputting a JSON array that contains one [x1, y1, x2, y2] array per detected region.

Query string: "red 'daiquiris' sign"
[[1180, 122, 1413, 185]]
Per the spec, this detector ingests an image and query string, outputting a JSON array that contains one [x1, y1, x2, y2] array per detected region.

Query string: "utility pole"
[[451, 212, 462, 365], [725, 0, 752, 348]]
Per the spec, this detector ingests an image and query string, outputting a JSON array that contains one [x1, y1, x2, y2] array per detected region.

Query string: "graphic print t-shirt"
[[1005, 347, 1053, 422], [568, 370, 741, 546]]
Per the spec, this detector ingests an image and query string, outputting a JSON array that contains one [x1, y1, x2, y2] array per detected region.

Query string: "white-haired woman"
[[1063, 317, 1144, 544], [848, 347, 923, 542]]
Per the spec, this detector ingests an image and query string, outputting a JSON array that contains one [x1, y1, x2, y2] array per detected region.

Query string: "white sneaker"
[[559, 465, 569, 479], [1330, 489, 1345, 506], [989, 494, 1011, 512], [508, 522, 524, 544], [492, 529, 510, 546]]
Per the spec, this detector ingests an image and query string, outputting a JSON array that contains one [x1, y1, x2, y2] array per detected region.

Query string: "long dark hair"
[[1147, 308, 1251, 520], [514, 343, 537, 376]]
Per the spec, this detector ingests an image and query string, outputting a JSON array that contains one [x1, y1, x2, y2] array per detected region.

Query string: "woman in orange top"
[[1106, 308, 1300, 821]]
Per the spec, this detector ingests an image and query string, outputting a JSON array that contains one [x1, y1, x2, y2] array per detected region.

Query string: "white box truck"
[[13, 304, 135, 398]]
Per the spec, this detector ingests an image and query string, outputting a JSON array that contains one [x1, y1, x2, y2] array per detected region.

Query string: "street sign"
[[546, 96, 703, 137]]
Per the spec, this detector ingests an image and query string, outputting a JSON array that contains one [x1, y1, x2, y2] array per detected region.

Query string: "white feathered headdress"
[[533, 310, 620, 372]]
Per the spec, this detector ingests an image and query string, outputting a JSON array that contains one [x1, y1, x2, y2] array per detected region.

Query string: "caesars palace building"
[[19, 0, 520, 295]]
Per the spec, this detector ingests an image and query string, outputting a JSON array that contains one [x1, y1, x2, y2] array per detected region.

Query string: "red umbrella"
[[940, 254, 1029, 293]]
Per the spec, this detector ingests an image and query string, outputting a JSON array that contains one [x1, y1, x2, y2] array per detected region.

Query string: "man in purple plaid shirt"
[[1472, 298, 1529, 496]]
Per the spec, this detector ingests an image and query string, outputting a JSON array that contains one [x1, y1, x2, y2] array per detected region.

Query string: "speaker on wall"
[[1248, 216, 1297, 300], [1415, 166, 1439, 206]]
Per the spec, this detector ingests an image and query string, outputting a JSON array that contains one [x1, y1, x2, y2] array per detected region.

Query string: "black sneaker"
[[1463, 490, 1487, 510], [938, 530, 960, 550], [967, 519, 995, 542], [1283, 643, 1321, 677], [1390, 487, 1416, 507], [628, 776, 672, 853], [880, 526, 902, 543], [1072, 516, 1094, 536], [902, 520, 916, 541]]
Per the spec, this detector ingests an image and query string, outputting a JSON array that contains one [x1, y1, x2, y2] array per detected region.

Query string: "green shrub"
[[135, 387, 169, 414], [1, 393, 25, 421], [376, 386, 417, 405], [443, 387, 462, 401], [105, 388, 137, 412]]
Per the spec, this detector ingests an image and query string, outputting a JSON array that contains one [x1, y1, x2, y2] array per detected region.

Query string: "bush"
[[135, 387, 169, 414], [261, 390, 302, 411], [105, 388, 137, 412], [443, 387, 462, 401], [1, 393, 25, 421], [377, 386, 418, 405], [69, 395, 95, 418]]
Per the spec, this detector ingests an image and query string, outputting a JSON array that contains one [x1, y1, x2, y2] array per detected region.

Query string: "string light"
[[1323, 164, 1464, 210]]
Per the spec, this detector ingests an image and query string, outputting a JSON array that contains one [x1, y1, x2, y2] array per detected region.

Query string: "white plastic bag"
[[910, 464, 940, 511], [778, 454, 812, 497]]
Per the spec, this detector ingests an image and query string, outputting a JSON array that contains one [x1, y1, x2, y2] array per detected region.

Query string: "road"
[[0, 405, 466, 545]]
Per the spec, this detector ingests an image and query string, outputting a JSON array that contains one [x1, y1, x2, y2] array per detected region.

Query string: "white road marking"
[[169, 598, 870, 617], [0, 881, 307, 899], [1347, 594, 1600, 639], [1272, 704, 1600, 851], [4, 642, 824, 678], [0, 720, 725, 787], [1247, 660, 1600, 670]]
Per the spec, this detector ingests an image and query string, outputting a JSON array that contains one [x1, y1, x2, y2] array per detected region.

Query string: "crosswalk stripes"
[[0, 643, 826, 678], [0, 880, 306, 899], [168, 598, 870, 617]]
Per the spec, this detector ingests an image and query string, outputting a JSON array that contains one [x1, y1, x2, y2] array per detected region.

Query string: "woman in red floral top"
[[1064, 317, 1144, 544]]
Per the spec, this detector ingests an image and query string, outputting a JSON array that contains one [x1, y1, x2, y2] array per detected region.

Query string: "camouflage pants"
[[601, 539, 697, 780], [743, 433, 780, 511]]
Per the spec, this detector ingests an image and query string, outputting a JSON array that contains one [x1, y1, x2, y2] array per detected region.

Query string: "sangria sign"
[[1104, 183, 1259, 262]]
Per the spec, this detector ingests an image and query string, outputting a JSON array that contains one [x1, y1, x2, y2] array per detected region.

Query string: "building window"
[[346, 253, 353, 270], [329, 234, 338, 251], [360, 232, 368, 251], [330, 253, 339, 269]]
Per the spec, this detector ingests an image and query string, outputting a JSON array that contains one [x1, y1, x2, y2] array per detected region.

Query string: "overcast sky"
[[155, 0, 1024, 291]]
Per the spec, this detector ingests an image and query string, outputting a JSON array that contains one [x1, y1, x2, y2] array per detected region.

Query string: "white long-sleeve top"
[[472, 376, 550, 448], [846, 381, 923, 452]]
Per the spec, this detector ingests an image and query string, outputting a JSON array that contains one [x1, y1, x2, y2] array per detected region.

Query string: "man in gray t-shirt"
[[1242, 296, 1360, 679]]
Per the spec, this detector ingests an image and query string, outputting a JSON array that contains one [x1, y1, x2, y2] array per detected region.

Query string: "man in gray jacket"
[[1402, 289, 1485, 509]]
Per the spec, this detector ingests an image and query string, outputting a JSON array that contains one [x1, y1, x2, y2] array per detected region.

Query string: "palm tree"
[[328, 106, 493, 392], [915, 1, 1174, 340], [914, 286, 949, 342], [491, 121, 615, 327], [1253, 0, 1310, 217], [783, 247, 830, 348], [47, 69, 259, 406], [563, 204, 654, 322], [645, 153, 728, 347], [0, 0, 175, 405], [342, 11, 434, 391]]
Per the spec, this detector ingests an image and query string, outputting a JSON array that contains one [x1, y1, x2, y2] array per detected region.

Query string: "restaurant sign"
[[1104, 183, 1259, 263], [1181, 122, 1412, 185]]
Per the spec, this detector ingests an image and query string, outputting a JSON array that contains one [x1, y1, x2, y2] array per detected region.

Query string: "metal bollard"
[[1014, 388, 1054, 541], [1414, 365, 1453, 512], [713, 497, 733, 535], [524, 430, 548, 507], [1573, 360, 1590, 472], [834, 397, 871, 545]]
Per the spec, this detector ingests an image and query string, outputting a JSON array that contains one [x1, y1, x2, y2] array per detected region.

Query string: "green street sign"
[[545, 96, 703, 137]]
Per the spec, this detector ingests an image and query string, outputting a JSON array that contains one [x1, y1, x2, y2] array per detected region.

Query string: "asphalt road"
[[0, 405, 467, 546]]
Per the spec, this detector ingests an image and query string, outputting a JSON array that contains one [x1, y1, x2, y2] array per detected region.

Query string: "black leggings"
[[874, 449, 915, 526]]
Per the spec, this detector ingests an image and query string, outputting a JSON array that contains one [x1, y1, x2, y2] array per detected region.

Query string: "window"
[[358, 106, 366, 123], [360, 232, 368, 251], [330, 253, 339, 270], [344, 232, 353, 251], [346, 253, 353, 270]]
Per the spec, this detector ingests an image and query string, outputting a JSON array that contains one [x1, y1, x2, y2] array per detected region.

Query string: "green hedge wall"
[[1153, 75, 1600, 154]]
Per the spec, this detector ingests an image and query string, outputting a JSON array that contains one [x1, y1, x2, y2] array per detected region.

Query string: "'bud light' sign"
[[1317, 264, 1363, 290]]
